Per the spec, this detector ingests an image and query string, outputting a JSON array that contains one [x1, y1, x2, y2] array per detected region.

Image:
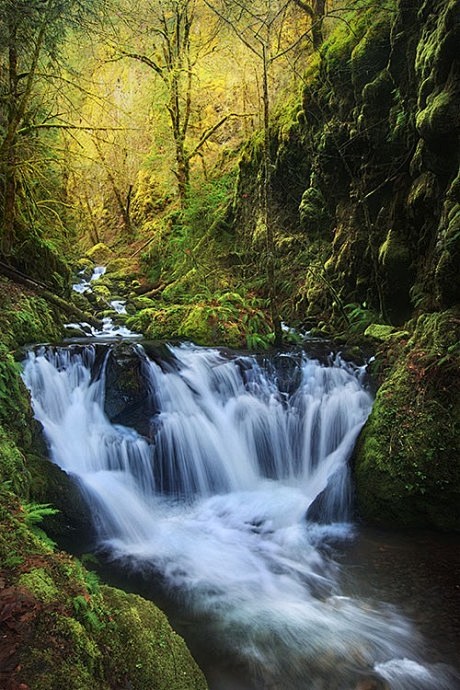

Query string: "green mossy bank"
[[0, 283, 207, 690]]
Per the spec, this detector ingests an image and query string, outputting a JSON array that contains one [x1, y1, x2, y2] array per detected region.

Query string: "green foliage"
[[73, 594, 105, 632], [344, 302, 381, 334], [21, 501, 59, 549], [128, 290, 273, 350], [19, 567, 60, 603]]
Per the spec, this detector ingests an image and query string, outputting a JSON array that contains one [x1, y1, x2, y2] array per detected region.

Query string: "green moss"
[[127, 305, 189, 340], [0, 425, 31, 496], [355, 310, 460, 530], [350, 14, 392, 92], [364, 324, 408, 341], [0, 283, 63, 349], [0, 485, 207, 690], [180, 305, 215, 344], [91, 283, 111, 301], [298, 187, 329, 236], [361, 69, 393, 105], [85, 243, 114, 264], [20, 613, 105, 690], [0, 344, 40, 450], [99, 586, 207, 690], [416, 88, 458, 141], [19, 567, 60, 603], [378, 230, 411, 278], [435, 196, 460, 306]]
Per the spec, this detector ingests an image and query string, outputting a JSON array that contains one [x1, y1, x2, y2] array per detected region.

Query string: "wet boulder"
[[103, 343, 153, 438], [30, 455, 95, 553]]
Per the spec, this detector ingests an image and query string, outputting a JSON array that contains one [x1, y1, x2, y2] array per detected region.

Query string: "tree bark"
[[262, 44, 282, 347]]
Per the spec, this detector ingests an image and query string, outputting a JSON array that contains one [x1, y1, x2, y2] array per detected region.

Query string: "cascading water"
[[22, 343, 458, 690]]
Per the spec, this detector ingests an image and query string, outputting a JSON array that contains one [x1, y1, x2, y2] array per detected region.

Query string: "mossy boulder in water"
[[354, 309, 460, 530]]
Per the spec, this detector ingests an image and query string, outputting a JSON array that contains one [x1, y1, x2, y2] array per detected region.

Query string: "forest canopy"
[[0, 0, 336, 267]]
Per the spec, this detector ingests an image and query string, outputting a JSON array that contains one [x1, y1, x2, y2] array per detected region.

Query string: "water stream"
[[22, 342, 459, 689]]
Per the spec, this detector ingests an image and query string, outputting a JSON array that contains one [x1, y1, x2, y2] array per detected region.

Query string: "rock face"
[[103, 343, 153, 437], [233, 0, 459, 529], [354, 309, 460, 531], [235, 0, 459, 327]]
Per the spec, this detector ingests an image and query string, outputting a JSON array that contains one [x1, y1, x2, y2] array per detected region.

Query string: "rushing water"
[[22, 343, 459, 690]]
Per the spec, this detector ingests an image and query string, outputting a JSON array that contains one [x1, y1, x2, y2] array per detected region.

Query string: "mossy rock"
[[0, 486, 207, 690], [435, 201, 460, 307], [28, 455, 95, 553], [85, 243, 114, 265], [407, 171, 439, 209], [0, 344, 40, 450], [131, 295, 158, 311], [0, 283, 64, 350], [127, 306, 189, 340], [180, 305, 217, 345], [298, 187, 330, 237], [378, 229, 413, 323], [105, 257, 137, 275], [91, 283, 111, 301], [103, 344, 153, 436], [364, 324, 408, 341], [416, 88, 459, 142], [98, 586, 207, 690], [75, 257, 95, 275], [162, 270, 199, 303], [18, 567, 60, 603], [361, 69, 393, 107], [0, 424, 31, 497], [355, 310, 460, 531], [350, 14, 392, 93]]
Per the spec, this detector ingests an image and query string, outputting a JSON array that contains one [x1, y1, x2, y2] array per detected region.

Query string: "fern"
[[21, 501, 58, 549], [21, 501, 59, 526], [73, 594, 105, 631]]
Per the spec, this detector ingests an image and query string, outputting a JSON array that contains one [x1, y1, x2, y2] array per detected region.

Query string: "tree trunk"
[[2, 20, 19, 256], [312, 0, 326, 50], [262, 44, 282, 347]]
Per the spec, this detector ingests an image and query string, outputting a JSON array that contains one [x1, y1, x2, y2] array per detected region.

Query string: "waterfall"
[[22, 343, 458, 690]]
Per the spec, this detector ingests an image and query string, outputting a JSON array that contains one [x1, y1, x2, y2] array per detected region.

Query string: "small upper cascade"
[[67, 266, 138, 340]]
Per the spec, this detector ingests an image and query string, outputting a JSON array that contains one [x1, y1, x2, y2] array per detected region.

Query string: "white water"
[[68, 266, 137, 339], [22, 343, 458, 689], [72, 265, 106, 294]]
